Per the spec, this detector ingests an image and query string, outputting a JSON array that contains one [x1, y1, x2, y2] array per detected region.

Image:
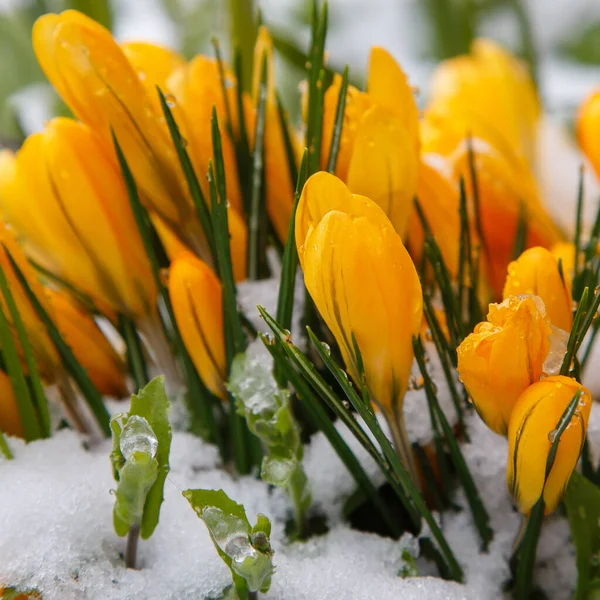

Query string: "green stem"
[[228, 0, 257, 91], [125, 525, 140, 569], [287, 467, 308, 538], [0, 429, 12, 459], [386, 408, 420, 490]]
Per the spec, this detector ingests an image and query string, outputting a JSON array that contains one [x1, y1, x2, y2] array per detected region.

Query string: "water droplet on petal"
[[120, 415, 158, 460]]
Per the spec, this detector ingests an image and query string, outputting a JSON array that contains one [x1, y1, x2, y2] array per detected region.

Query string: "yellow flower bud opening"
[[503, 246, 573, 331], [507, 376, 591, 515], [168, 252, 226, 399], [457, 294, 552, 435], [577, 90, 600, 181], [297, 171, 423, 478]]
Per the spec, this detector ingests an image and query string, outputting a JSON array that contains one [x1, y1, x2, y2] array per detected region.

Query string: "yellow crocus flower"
[[426, 38, 539, 166], [450, 141, 562, 298], [319, 47, 419, 238], [503, 247, 573, 331], [0, 222, 59, 381], [168, 252, 226, 399], [0, 368, 22, 437], [33, 11, 196, 242], [457, 295, 552, 435], [550, 241, 576, 281], [0, 118, 156, 320], [252, 26, 296, 244], [167, 55, 245, 216], [507, 376, 591, 515], [577, 91, 600, 180], [120, 41, 186, 115], [297, 172, 422, 477], [46, 289, 128, 398], [406, 156, 460, 278]]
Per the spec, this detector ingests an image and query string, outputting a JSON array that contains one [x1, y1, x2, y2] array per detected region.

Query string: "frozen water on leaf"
[[543, 325, 569, 376], [120, 415, 158, 460]]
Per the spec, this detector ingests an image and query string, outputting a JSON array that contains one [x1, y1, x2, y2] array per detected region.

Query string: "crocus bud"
[[0, 369, 22, 437], [451, 142, 561, 297], [457, 295, 552, 435], [425, 39, 539, 165], [577, 91, 600, 180], [297, 173, 422, 473], [46, 289, 128, 398], [33, 11, 194, 235], [0, 118, 156, 319], [503, 247, 572, 331], [168, 252, 226, 399], [319, 48, 419, 238], [507, 376, 591, 515], [550, 242, 576, 282]]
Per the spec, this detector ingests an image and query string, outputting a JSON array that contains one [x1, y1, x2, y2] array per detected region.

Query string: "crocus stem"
[[0, 429, 12, 459], [247, 592, 258, 600], [125, 525, 140, 569], [387, 408, 420, 490], [137, 313, 183, 392], [287, 468, 308, 539], [55, 370, 97, 438]]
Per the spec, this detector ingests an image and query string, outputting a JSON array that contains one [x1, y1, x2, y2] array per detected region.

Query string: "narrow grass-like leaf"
[[157, 88, 217, 264], [413, 336, 493, 550], [0, 264, 49, 437], [326, 65, 349, 174], [112, 131, 220, 446], [0, 429, 11, 459], [573, 165, 585, 290], [6, 250, 110, 437], [561, 287, 591, 376], [304, 325, 463, 580], [119, 314, 149, 392], [0, 295, 40, 441], [513, 389, 583, 598], [262, 334, 402, 537], [211, 38, 235, 139], [466, 136, 487, 260], [276, 150, 308, 330], [276, 93, 299, 191], [247, 55, 269, 280]]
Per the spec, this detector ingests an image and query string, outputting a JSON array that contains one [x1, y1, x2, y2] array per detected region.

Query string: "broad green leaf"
[[565, 471, 600, 599], [129, 376, 172, 539]]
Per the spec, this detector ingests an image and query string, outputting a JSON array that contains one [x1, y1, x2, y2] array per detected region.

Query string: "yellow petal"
[[577, 91, 600, 180], [346, 105, 418, 238], [47, 289, 127, 398], [507, 376, 591, 515], [407, 156, 460, 278], [457, 295, 552, 435], [167, 55, 244, 216], [367, 46, 419, 152], [121, 41, 186, 114], [301, 178, 422, 414], [33, 11, 190, 229], [295, 171, 387, 268], [550, 242, 576, 281], [503, 247, 572, 331], [168, 252, 226, 399]]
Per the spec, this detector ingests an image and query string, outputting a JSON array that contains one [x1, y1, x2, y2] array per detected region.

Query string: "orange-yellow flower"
[[577, 90, 600, 180], [424, 38, 539, 166], [168, 252, 226, 399], [406, 156, 460, 278], [0, 369, 22, 437], [319, 47, 419, 238], [46, 289, 128, 398], [451, 142, 562, 297], [296, 172, 422, 475], [550, 242, 576, 281], [503, 247, 572, 331], [33, 11, 196, 241], [167, 54, 247, 216], [0, 222, 59, 380], [507, 376, 591, 514], [0, 118, 156, 319], [252, 26, 296, 243], [457, 295, 552, 435]]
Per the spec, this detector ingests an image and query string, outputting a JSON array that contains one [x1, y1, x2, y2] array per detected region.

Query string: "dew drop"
[[548, 429, 558, 443], [164, 93, 177, 108]]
